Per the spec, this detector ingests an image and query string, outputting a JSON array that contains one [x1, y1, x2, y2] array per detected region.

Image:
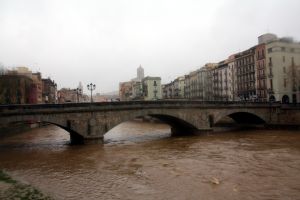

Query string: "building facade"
[[142, 76, 162, 100], [122, 33, 300, 103], [31, 73, 43, 104], [227, 55, 237, 101], [235, 47, 256, 101], [265, 37, 300, 103], [184, 74, 191, 99], [0, 75, 33, 104], [57, 88, 78, 103], [132, 81, 143, 100], [119, 81, 133, 101], [42, 78, 57, 103], [255, 44, 267, 102], [172, 76, 185, 98]]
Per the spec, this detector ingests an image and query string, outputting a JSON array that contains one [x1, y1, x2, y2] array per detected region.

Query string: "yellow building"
[[142, 76, 162, 100]]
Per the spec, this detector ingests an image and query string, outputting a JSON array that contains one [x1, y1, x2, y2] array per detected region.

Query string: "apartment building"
[[235, 47, 256, 101], [142, 76, 162, 100], [265, 36, 300, 103]]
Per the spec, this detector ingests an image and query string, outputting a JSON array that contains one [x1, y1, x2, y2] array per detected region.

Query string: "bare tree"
[[0, 62, 5, 75]]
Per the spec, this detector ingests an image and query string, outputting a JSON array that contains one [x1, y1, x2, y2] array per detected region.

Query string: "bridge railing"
[[1, 100, 299, 111]]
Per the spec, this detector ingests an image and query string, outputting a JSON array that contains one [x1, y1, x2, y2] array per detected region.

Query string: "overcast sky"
[[1, 0, 300, 93]]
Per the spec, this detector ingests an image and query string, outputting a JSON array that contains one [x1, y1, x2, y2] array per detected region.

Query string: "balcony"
[[258, 74, 266, 79], [257, 84, 267, 89], [268, 73, 273, 78]]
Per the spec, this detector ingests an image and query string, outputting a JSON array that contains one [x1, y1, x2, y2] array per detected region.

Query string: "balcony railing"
[[258, 74, 266, 79], [268, 73, 273, 78], [257, 86, 267, 90]]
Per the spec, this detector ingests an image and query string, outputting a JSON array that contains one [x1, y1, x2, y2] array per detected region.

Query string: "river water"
[[0, 121, 300, 200]]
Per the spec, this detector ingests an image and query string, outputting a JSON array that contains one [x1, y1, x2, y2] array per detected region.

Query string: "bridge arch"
[[1, 115, 85, 144], [148, 114, 198, 134], [104, 111, 199, 137], [43, 120, 84, 144], [213, 110, 267, 125], [37, 115, 87, 144]]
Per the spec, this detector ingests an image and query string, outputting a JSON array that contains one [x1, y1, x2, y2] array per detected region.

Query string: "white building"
[[173, 76, 185, 98], [162, 83, 173, 99], [265, 36, 300, 103], [227, 55, 238, 101]]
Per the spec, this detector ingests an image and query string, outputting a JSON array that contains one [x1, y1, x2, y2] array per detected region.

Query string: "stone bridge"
[[0, 101, 299, 144]]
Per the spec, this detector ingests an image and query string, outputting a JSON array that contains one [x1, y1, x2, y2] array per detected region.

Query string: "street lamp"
[[54, 83, 57, 104], [74, 88, 82, 103], [153, 81, 157, 100], [87, 83, 96, 103]]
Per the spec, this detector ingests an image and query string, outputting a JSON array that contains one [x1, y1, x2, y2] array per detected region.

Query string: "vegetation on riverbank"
[[0, 170, 52, 200]]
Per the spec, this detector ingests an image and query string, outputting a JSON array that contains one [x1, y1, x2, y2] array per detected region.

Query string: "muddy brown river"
[[0, 121, 300, 200]]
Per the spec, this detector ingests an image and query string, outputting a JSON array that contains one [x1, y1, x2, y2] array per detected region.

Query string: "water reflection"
[[0, 121, 299, 200]]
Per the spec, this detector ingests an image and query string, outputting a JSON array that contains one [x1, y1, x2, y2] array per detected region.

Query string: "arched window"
[[282, 95, 289, 104], [269, 95, 276, 102]]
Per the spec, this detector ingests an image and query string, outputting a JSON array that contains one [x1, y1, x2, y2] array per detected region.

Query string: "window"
[[268, 48, 273, 53], [283, 66, 286, 73], [283, 56, 285, 62], [284, 79, 287, 88]]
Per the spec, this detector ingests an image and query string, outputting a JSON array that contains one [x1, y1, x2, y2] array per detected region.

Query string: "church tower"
[[137, 65, 144, 81]]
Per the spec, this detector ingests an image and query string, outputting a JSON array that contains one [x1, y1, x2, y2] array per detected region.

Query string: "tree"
[[0, 62, 5, 75]]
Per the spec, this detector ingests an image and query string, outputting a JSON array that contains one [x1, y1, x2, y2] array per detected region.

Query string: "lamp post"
[[87, 83, 96, 103], [153, 81, 157, 100], [54, 83, 57, 104], [74, 88, 82, 103]]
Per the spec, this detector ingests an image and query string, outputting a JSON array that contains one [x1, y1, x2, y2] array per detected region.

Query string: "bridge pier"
[[70, 131, 84, 145], [67, 118, 106, 145], [70, 133, 104, 145], [83, 137, 104, 145]]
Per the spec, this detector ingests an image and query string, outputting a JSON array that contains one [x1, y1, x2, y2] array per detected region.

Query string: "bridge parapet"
[[0, 101, 299, 144]]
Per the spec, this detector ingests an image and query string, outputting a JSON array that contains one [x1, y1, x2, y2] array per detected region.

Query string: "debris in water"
[[210, 177, 220, 185]]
